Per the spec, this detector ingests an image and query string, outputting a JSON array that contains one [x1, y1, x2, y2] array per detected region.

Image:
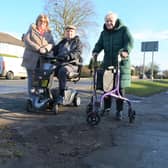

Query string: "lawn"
[[126, 79, 168, 97]]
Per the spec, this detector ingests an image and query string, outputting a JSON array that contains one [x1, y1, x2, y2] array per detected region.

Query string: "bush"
[[81, 65, 91, 77]]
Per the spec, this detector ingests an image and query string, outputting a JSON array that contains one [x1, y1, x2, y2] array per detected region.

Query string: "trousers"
[[104, 88, 125, 112], [56, 64, 78, 96]]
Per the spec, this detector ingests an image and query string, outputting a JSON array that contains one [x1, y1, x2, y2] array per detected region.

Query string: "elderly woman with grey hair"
[[92, 11, 133, 120]]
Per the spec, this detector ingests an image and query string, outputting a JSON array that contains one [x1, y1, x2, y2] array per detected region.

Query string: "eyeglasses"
[[39, 20, 47, 23]]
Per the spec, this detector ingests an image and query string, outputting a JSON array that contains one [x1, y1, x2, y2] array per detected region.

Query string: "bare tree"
[[44, 0, 97, 47]]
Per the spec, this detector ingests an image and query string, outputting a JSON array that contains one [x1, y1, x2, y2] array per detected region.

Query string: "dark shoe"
[[101, 108, 111, 116], [115, 111, 123, 121]]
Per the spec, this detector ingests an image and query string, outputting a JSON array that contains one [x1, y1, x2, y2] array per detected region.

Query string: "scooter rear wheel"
[[73, 94, 81, 106]]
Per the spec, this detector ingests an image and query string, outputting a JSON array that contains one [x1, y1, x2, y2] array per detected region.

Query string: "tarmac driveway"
[[0, 90, 168, 168]]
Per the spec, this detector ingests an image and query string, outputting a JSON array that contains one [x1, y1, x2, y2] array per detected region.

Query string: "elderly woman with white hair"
[[92, 11, 133, 120]]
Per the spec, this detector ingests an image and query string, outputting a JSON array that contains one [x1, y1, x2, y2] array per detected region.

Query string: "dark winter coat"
[[92, 19, 133, 88], [53, 36, 83, 65]]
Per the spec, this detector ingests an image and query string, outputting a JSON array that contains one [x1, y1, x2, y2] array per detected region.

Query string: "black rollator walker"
[[26, 54, 82, 114], [86, 53, 136, 126]]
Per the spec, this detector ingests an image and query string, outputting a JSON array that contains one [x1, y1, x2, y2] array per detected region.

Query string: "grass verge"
[[126, 79, 168, 97]]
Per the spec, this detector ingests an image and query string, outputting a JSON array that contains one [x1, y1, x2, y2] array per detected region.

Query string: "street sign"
[[141, 41, 159, 52]]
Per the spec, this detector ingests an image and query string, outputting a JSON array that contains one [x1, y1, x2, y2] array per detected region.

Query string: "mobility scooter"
[[26, 55, 82, 114]]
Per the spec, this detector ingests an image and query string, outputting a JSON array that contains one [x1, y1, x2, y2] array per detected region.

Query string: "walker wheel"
[[87, 112, 100, 126], [129, 109, 136, 123]]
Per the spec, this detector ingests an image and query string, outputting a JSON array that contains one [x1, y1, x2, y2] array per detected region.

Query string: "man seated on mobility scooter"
[[53, 25, 83, 105]]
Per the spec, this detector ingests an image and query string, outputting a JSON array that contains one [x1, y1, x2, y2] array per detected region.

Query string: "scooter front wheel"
[[53, 103, 59, 114], [87, 112, 100, 126], [26, 99, 33, 112]]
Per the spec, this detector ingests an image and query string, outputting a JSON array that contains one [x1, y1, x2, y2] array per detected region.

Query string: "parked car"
[[0, 55, 27, 80]]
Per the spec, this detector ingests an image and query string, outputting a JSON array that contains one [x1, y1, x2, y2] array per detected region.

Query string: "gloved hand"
[[64, 55, 71, 61], [56, 55, 66, 61], [92, 52, 98, 62], [39, 47, 47, 54], [56, 54, 71, 61], [92, 52, 98, 58]]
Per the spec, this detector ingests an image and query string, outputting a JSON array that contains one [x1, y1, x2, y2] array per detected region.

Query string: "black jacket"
[[53, 36, 83, 64]]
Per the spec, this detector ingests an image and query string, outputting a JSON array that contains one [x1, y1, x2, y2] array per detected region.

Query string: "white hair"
[[104, 11, 118, 22]]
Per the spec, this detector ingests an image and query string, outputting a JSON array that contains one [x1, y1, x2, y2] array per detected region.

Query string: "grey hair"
[[104, 11, 118, 21]]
